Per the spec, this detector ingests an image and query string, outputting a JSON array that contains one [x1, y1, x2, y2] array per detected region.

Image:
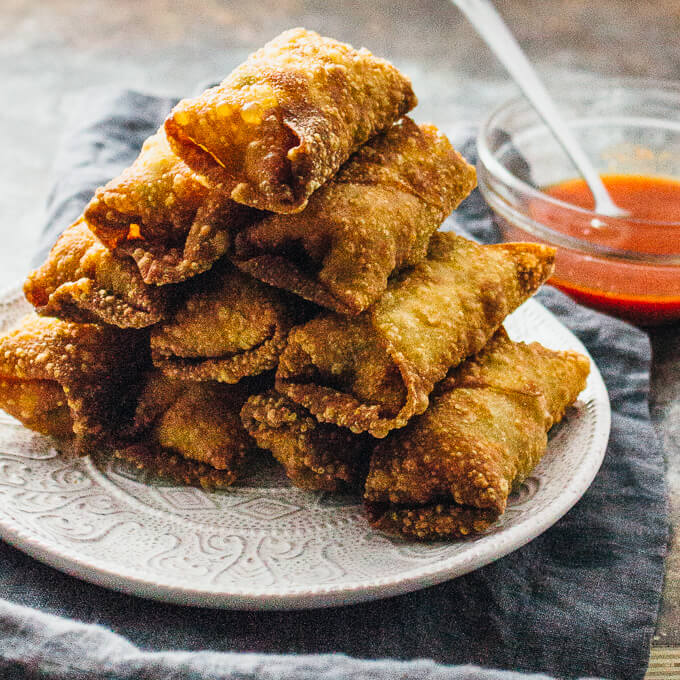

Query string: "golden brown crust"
[[232, 118, 476, 315], [150, 262, 299, 383], [276, 232, 556, 438], [364, 329, 590, 540], [240, 390, 371, 491], [437, 328, 592, 427], [24, 218, 169, 328], [117, 372, 257, 488], [0, 314, 148, 454], [164, 28, 417, 213], [114, 445, 242, 490], [0, 378, 74, 440], [84, 130, 258, 285], [365, 502, 499, 540]]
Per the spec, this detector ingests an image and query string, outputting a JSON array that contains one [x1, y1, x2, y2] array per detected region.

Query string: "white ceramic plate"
[[0, 285, 610, 609]]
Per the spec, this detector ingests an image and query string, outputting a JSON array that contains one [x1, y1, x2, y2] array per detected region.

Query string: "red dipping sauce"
[[527, 174, 680, 326]]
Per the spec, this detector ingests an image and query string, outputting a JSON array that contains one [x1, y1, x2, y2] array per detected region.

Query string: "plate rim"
[[0, 284, 611, 609]]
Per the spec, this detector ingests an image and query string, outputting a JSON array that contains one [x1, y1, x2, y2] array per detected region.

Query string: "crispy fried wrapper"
[[84, 129, 258, 285], [364, 329, 591, 540], [276, 232, 556, 438], [164, 28, 417, 214], [150, 261, 300, 383], [233, 118, 476, 314], [0, 314, 148, 454], [24, 218, 169, 328], [116, 372, 259, 489], [241, 391, 372, 491]]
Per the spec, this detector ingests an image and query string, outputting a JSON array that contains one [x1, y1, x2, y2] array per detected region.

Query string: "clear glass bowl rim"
[[476, 75, 680, 264]]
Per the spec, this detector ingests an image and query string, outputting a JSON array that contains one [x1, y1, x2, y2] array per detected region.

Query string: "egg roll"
[[276, 232, 556, 438], [24, 218, 169, 328], [0, 314, 148, 454], [241, 391, 372, 491], [364, 329, 591, 539], [84, 129, 258, 285], [116, 372, 257, 489], [164, 28, 417, 214], [150, 261, 300, 383], [233, 118, 476, 315]]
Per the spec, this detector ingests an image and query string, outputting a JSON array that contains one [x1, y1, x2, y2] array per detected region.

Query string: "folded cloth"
[[0, 601, 570, 680], [0, 90, 667, 680]]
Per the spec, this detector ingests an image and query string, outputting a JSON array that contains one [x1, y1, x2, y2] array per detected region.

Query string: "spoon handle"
[[451, 0, 626, 217]]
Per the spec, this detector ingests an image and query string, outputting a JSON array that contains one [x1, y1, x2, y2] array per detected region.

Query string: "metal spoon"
[[450, 0, 628, 218]]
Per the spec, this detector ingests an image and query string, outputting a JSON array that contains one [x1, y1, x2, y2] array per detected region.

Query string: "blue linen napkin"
[[0, 89, 668, 680]]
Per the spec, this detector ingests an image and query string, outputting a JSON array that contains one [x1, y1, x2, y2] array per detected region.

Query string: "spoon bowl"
[[476, 76, 680, 326]]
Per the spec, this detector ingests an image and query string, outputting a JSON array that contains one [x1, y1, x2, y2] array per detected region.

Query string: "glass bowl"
[[476, 76, 680, 326]]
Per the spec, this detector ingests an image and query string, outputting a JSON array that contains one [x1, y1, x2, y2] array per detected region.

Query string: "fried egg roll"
[[241, 391, 372, 491], [150, 261, 299, 383], [0, 314, 148, 454], [276, 232, 556, 438], [233, 118, 476, 315], [364, 329, 591, 539], [84, 129, 257, 285], [24, 218, 169, 328], [164, 28, 417, 214], [116, 372, 257, 488]]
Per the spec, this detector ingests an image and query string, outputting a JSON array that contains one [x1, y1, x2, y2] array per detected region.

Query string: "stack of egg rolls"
[[244, 328, 590, 538], [0, 28, 590, 539]]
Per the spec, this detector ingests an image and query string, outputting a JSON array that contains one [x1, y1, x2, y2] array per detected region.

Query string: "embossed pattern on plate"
[[0, 286, 610, 609]]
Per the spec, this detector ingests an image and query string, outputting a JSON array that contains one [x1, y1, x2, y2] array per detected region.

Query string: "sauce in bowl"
[[476, 78, 680, 328], [529, 174, 680, 326]]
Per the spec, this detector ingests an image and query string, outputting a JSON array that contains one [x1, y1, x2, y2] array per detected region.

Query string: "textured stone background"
[[2, 0, 680, 653]]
